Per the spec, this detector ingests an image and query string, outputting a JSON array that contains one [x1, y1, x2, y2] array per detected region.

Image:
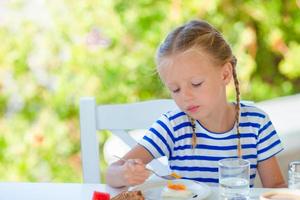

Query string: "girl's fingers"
[[126, 160, 136, 171], [125, 175, 145, 185], [126, 159, 147, 172], [123, 169, 149, 185], [128, 175, 149, 185], [127, 159, 144, 166], [132, 158, 144, 165], [122, 159, 151, 186]]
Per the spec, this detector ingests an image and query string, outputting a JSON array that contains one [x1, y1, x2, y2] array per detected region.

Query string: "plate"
[[129, 178, 211, 200], [260, 189, 300, 200]]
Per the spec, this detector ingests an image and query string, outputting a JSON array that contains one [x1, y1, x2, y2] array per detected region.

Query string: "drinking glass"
[[288, 161, 300, 189], [219, 158, 250, 200]]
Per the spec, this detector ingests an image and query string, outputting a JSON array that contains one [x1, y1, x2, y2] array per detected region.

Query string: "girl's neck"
[[197, 102, 236, 133]]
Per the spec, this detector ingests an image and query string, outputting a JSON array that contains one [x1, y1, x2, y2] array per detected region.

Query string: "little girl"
[[106, 19, 286, 188]]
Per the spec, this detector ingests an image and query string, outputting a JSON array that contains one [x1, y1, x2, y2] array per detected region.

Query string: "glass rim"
[[289, 161, 300, 172], [289, 161, 300, 166], [218, 158, 250, 168]]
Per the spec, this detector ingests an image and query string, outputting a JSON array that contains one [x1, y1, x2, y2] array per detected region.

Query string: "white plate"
[[129, 178, 211, 200]]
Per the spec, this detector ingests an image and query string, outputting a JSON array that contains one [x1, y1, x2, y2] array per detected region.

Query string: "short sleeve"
[[138, 114, 175, 159], [257, 112, 283, 162]]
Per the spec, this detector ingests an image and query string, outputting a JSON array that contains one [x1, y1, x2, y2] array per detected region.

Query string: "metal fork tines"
[[113, 155, 178, 180], [146, 168, 177, 180]]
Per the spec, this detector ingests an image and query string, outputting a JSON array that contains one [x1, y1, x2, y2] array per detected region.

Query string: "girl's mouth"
[[187, 105, 199, 113]]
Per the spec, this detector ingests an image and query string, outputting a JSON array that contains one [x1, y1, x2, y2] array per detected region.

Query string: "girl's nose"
[[181, 88, 193, 101]]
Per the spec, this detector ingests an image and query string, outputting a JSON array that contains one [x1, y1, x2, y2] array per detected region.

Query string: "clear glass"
[[219, 158, 250, 200], [288, 161, 300, 189]]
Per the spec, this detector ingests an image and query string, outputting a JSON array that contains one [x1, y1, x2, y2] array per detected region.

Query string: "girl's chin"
[[186, 112, 202, 119], [186, 111, 209, 120]]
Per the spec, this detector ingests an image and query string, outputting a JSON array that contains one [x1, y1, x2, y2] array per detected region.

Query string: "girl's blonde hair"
[[156, 20, 241, 156]]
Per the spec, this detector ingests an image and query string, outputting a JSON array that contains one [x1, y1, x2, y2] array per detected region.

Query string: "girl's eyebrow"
[[191, 77, 204, 81], [166, 83, 179, 89], [190, 76, 205, 81]]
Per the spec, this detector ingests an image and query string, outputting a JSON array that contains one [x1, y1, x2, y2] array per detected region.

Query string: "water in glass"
[[220, 177, 249, 200], [219, 158, 250, 200], [289, 161, 300, 189]]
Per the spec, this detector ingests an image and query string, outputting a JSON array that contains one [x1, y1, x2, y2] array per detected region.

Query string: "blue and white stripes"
[[138, 103, 283, 187]]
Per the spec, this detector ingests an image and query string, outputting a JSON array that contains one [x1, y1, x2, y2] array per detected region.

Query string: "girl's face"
[[158, 49, 232, 120]]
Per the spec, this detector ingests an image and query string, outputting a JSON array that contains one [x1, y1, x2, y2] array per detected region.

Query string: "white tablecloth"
[[0, 182, 292, 200], [0, 182, 124, 200]]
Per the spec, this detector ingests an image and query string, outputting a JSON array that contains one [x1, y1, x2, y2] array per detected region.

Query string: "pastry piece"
[[111, 190, 144, 200]]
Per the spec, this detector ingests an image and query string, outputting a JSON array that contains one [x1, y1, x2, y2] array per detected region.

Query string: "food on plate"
[[161, 181, 193, 199], [167, 182, 186, 190], [111, 190, 144, 200], [92, 191, 110, 200], [170, 172, 182, 179]]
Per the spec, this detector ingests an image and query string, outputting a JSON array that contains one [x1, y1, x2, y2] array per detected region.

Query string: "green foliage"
[[0, 0, 299, 182]]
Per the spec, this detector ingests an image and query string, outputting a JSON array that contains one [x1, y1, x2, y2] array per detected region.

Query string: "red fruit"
[[92, 191, 110, 200]]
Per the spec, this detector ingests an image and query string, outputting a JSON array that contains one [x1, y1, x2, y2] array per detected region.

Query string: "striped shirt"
[[138, 103, 283, 187]]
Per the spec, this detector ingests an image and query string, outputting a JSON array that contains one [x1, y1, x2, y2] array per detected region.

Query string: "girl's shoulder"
[[239, 102, 271, 127], [161, 108, 189, 122], [240, 102, 268, 117]]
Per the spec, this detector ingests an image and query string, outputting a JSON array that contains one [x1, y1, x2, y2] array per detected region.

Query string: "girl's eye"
[[192, 81, 203, 87], [172, 88, 180, 93]]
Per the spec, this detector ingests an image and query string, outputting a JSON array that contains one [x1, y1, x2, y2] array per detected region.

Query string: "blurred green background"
[[0, 0, 299, 182]]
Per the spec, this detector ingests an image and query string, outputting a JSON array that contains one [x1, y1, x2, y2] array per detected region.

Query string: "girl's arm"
[[257, 156, 287, 188], [105, 144, 154, 188]]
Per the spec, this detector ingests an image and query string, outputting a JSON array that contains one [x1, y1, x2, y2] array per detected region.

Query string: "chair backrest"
[[79, 97, 178, 183]]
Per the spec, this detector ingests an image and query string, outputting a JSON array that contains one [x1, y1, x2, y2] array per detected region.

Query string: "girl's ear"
[[221, 62, 233, 85]]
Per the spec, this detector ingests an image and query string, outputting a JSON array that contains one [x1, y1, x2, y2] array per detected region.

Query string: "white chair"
[[79, 97, 178, 183], [255, 94, 300, 187]]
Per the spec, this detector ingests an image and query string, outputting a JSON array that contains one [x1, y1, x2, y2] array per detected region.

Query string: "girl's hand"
[[121, 158, 150, 186]]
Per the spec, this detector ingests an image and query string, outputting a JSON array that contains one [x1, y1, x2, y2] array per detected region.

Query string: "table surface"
[[0, 182, 124, 200], [0, 182, 293, 200]]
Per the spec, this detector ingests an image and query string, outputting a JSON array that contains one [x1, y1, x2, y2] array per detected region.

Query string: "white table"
[[0, 182, 288, 200], [0, 182, 125, 200]]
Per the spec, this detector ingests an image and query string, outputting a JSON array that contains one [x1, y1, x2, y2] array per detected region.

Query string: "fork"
[[113, 155, 178, 180]]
